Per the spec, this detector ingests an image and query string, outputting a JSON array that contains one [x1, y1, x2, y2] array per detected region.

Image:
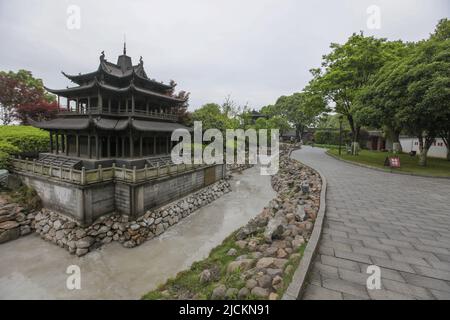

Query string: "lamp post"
[[338, 115, 343, 156]]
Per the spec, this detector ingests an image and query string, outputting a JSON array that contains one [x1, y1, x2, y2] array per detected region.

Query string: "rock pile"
[[200, 144, 322, 300], [0, 196, 33, 244], [1, 179, 231, 256]]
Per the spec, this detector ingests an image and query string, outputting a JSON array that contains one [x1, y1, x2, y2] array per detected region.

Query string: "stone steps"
[[36, 155, 81, 169]]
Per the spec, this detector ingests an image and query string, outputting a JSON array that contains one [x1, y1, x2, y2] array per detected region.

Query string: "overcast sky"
[[0, 0, 448, 111]]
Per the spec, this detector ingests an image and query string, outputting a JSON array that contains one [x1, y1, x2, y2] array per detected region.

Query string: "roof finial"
[[123, 34, 127, 55]]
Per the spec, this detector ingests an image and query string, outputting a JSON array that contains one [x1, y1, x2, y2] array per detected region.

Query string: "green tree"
[[357, 19, 450, 165], [432, 19, 450, 160], [192, 102, 240, 132], [272, 89, 326, 140], [0, 69, 55, 124], [310, 33, 402, 152], [355, 41, 411, 150]]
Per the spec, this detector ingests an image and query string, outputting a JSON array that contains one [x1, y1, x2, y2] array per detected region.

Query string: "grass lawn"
[[327, 148, 450, 178]]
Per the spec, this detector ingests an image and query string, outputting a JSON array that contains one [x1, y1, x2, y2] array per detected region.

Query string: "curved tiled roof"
[[28, 117, 91, 130], [45, 80, 186, 103], [28, 116, 192, 133], [132, 119, 193, 132], [93, 118, 130, 131]]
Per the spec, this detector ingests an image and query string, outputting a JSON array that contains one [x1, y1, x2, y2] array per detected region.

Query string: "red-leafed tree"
[[15, 100, 59, 124], [0, 69, 56, 124]]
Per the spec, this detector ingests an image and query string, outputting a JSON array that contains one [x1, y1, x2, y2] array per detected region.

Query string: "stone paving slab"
[[292, 147, 450, 300]]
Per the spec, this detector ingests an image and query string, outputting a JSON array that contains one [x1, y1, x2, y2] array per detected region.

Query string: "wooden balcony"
[[58, 107, 178, 122]]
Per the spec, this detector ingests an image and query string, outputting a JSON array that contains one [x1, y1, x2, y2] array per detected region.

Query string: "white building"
[[400, 136, 448, 159]]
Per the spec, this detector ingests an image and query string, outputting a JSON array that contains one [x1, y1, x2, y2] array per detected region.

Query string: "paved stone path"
[[292, 147, 450, 300]]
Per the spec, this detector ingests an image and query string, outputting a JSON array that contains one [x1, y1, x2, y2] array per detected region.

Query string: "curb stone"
[[281, 148, 327, 300]]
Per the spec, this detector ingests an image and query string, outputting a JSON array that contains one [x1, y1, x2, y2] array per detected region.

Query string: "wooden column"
[[131, 93, 135, 114], [116, 136, 119, 157], [121, 137, 125, 157], [97, 90, 103, 112], [153, 136, 157, 155], [129, 133, 134, 158], [107, 136, 111, 158], [126, 99, 129, 113], [76, 98, 79, 113], [139, 136, 143, 157], [88, 97, 91, 113], [57, 96, 60, 111], [49, 131, 53, 153], [64, 134, 69, 155], [95, 135, 99, 160], [166, 136, 169, 154], [56, 132, 60, 154], [146, 100, 149, 114], [88, 134, 92, 159], [108, 98, 111, 113], [76, 134, 80, 157]]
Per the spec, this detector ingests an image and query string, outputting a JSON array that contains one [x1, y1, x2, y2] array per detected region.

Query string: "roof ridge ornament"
[[100, 50, 105, 61]]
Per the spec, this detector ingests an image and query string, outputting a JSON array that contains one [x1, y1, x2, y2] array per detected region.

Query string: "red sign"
[[384, 156, 401, 168]]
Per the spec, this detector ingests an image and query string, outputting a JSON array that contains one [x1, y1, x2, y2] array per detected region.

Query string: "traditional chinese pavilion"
[[29, 44, 191, 169], [13, 46, 225, 225]]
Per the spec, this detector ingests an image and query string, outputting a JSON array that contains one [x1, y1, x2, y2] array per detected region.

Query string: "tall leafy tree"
[[356, 19, 450, 165], [355, 41, 411, 150], [270, 88, 326, 140], [431, 19, 450, 160], [310, 33, 402, 151]]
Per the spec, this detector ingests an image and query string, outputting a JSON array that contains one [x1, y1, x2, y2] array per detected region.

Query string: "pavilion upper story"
[[45, 46, 189, 122]]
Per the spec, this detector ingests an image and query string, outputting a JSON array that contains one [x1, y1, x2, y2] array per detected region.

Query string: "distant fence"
[[10, 158, 210, 185]]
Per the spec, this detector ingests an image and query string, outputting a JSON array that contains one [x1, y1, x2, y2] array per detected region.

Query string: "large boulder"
[[75, 236, 94, 249], [264, 212, 287, 242], [211, 284, 227, 300], [0, 227, 20, 244], [227, 259, 254, 273]]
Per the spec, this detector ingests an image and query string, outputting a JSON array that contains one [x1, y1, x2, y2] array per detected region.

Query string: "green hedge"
[[314, 130, 351, 146], [0, 151, 9, 169], [0, 126, 49, 169], [0, 125, 49, 154], [314, 129, 369, 147], [0, 141, 21, 155]]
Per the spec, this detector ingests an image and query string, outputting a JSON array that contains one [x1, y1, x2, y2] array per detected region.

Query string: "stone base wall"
[[29, 179, 231, 256], [13, 164, 225, 226]]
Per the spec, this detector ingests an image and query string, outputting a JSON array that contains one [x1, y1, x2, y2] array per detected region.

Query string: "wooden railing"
[[58, 107, 178, 121], [11, 158, 207, 185]]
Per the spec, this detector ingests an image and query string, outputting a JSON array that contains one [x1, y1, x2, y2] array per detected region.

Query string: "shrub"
[[0, 142, 19, 169], [0, 125, 49, 154], [314, 130, 351, 145], [0, 141, 21, 155], [0, 151, 9, 169], [9, 185, 42, 211]]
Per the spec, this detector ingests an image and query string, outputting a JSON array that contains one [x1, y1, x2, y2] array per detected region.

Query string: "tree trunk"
[[346, 115, 360, 155], [391, 129, 402, 153], [417, 135, 434, 167], [347, 115, 356, 139], [441, 131, 450, 161], [295, 124, 304, 142]]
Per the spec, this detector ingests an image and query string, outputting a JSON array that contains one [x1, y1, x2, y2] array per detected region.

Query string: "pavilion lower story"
[[49, 130, 176, 160]]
